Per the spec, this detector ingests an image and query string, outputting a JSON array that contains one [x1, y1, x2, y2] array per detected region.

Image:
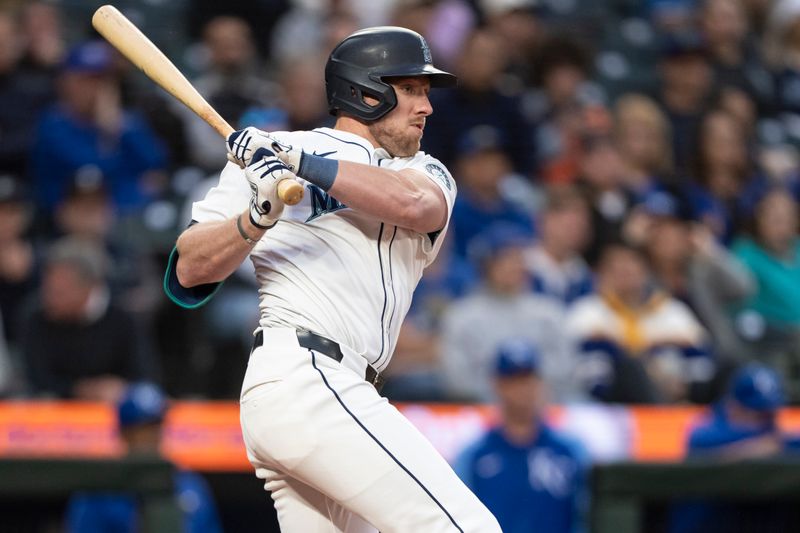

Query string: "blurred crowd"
[[0, 0, 798, 416]]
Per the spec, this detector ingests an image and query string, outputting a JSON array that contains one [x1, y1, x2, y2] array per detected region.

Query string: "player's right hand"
[[244, 148, 295, 228], [227, 126, 275, 167]]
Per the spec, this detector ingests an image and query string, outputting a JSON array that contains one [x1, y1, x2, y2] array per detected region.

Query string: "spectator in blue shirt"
[[65, 382, 222, 533], [31, 41, 167, 217], [449, 124, 537, 260], [455, 339, 588, 533], [422, 27, 536, 175]]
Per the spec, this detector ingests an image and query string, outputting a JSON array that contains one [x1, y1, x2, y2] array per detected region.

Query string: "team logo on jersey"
[[306, 185, 347, 222], [425, 163, 451, 190]]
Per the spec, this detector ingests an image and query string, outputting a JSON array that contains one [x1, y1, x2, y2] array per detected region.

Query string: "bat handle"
[[277, 179, 305, 206]]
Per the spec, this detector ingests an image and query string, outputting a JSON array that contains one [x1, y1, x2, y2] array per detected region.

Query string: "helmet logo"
[[420, 36, 432, 64]]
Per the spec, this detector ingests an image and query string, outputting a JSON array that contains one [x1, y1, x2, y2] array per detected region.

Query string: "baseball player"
[[165, 27, 501, 532]]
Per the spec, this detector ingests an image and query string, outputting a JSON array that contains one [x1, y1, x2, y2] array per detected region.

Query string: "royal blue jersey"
[[66, 471, 222, 533], [455, 424, 587, 533]]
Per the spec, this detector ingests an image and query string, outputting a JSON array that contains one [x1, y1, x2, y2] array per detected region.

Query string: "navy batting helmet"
[[325, 26, 457, 122]]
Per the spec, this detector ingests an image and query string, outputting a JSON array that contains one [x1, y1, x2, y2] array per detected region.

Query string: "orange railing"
[[1, 401, 798, 471]]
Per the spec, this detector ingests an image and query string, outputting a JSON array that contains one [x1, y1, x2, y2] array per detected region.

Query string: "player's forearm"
[[175, 211, 264, 287], [327, 160, 446, 233]]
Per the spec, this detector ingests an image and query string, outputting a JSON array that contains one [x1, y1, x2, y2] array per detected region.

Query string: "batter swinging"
[[165, 27, 501, 532]]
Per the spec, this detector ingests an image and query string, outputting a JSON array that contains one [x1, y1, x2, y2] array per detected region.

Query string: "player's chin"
[[400, 140, 421, 157], [407, 130, 423, 149]]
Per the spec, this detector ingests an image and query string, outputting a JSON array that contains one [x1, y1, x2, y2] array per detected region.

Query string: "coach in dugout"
[[670, 363, 800, 532], [65, 382, 222, 533], [453, 339, 588, 533]]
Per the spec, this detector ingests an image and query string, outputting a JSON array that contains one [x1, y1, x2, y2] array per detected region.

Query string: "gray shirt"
[[440, 289, 580, 402]]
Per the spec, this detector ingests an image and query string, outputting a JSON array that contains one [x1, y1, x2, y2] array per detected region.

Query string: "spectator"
[[528, 36, 600, 184], [614, 93, 676, 198], [271, 2, 360, 66], [454, 338, 588, 533], [670, 364, 793, 532], [769, 0, 800, 56], [566, 242, 714, 403], [53, 166, 154, 309], [0, 175, 37, 345], [384, 234, 477, 401], [637, 192, 755, 363], [31, 41, 167, 216], [766, 0, 800, 146], [66, 382, 223, 533], [184, 16, 277, 171], [20, 237, 159, 401], [687, 108, 765, 242], [274, 56, 332, 131], [18, 1, 65, 74], [527, 186, 594, 305], [699, 0, 774, 112], [422, 27, 536, 175], [742, 0, 772, 38], [732, 188, 800, 390], [655, 32, 714, 174], [449, 124, 537, 259], [574, 134, 638, 265], [0, 11, 55, 176], [647, 0, 698, 35], [440, 223, 578, 402], [479, 0, 542, 85], [390, 0, 475, 72]]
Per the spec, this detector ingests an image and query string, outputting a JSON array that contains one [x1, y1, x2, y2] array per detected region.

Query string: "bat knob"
[[278, 179, 304, 206]]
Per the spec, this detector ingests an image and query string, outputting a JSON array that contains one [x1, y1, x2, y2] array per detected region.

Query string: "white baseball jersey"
[[192, 127, 457, 372]]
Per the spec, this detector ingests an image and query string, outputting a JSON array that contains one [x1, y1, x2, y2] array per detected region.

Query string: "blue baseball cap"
[[640, 188, 695, 221], [456, 124, 508, 157], [659, 31, 707, 59], [62, 41, 113, 74], [117, 382, 168, 427], [467, 222, 534, 266], [730, 364, 785, 413], [494, 338, 541, 377]]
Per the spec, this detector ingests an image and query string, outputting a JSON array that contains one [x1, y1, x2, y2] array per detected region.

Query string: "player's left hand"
[[227, 126, 281, 167]]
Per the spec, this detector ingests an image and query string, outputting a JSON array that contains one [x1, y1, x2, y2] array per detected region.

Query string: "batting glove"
[[227, 126, 279, 167], [244, 147, 295, 228], [268, 138, 303, 173]]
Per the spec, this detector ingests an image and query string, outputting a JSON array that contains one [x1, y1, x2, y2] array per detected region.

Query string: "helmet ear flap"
[[325, 69, 397, 121]]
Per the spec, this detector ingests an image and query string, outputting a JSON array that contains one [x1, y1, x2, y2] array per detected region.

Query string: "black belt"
[[252, 330, 385, 392]]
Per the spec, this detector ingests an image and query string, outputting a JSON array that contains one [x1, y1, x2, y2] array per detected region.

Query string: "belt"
[[252, 330, 385, 392]]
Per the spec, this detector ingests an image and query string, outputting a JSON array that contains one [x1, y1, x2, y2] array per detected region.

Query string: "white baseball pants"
[[239, 328, 501, 533]]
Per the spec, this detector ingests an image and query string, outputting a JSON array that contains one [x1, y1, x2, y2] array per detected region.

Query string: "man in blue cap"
[[670, 364, 793, 532], [687, 363, 786, 458], [454, 339, 588, 533], [31, 40, 166, 216], [65, 382, 222, 533]]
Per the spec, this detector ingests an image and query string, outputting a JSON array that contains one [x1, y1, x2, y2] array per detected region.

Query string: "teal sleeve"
[[163, 246, 223, 309]]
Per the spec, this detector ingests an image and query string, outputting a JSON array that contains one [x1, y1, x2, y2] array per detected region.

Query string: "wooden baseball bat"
[[91, 5, 304, 206]]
